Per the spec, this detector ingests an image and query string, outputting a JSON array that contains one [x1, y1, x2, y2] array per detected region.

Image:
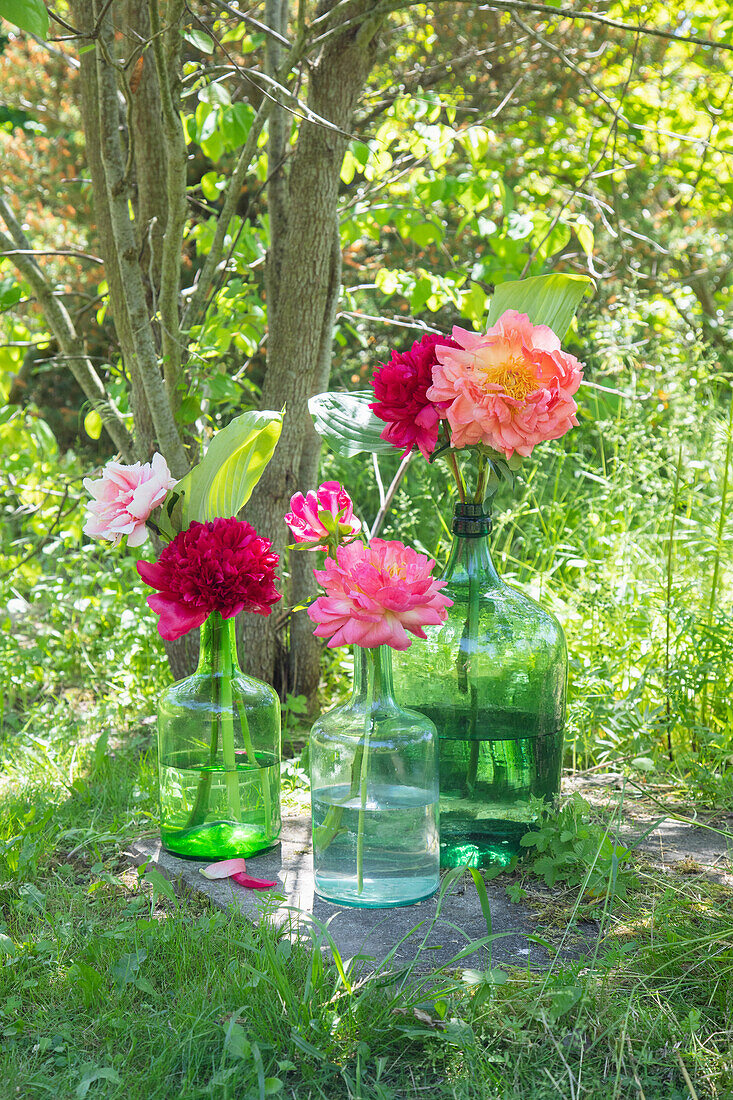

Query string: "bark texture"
[[242, 2, 381, 693]]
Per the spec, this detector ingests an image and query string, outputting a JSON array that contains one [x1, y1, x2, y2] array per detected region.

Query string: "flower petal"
[[199, 858, 248, 880], [230, 871, 277, 890]]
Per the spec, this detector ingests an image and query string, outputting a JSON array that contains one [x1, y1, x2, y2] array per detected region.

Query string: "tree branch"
[[0, 199, 134, 458], [92, 0, 189, 477], [309, 0, 733, 53], [148, 0, 187, 402]]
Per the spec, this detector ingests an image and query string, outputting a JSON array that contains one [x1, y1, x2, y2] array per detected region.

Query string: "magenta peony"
[[284, 481, 361, 549], [426, 310, 584, 458], [369, 332, 460, 458], [307, 538, 452, 650], [83, 453, 177, 547], [136, 517, 281, 640]]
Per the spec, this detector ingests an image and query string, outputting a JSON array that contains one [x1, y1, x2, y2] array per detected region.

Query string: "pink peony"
[[83, 453, 177, 547], [426, 310, 584, 458], [369, 332, 460, 458], [136, 517, 281, 640], [307, 538, 452, 650], [284, 481, 361, 549]]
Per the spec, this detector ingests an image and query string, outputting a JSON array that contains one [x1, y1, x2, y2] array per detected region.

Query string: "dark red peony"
[[369, 332, 459, 458], [137, 517, 281, 640]]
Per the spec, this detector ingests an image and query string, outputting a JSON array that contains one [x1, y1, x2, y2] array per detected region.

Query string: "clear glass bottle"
[[157, 611, 281, 860], [392, 503, 566, 868], [310, 645, 440, 908]]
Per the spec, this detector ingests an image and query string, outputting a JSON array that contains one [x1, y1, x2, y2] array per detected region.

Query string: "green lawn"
[[2, 713, 732, 1100]]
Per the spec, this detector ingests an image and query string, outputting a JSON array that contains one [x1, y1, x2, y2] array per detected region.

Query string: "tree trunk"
[[288, 214, 342, 707], [241, 2, 381, 692]]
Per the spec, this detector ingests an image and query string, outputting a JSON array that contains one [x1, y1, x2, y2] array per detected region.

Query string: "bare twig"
[[209, 0, 293, 48], [0, 248, 103, 264], [309, 0, 733, 53], [0, 196, 134, 458]]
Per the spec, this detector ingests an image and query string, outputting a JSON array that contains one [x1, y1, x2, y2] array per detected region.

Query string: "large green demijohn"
[[392, 502, 566, 868]]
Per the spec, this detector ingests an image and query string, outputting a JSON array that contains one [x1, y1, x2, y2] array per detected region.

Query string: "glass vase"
[[392, 503, 566, 868], [309, 645, 440, 908], [157, 611, 281, 860]]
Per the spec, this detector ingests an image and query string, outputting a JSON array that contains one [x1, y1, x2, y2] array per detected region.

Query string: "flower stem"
[[215, 617, 242, 823], [312, 742, 363, 852], [464, 546, 482, 795], [356, 648, 376, 894], [185, 720, 217, 829], [446, 449, 466, 502], [474, 455, 489, 505], [235, 697, 272, 835]]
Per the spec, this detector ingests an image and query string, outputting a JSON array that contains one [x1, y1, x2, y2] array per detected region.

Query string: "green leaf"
[[0, 0, 49, 38], [179, 409, 282, 526], [0, 278, 21, 311], [469, 868, 493, 937], [0, 932, 16, 957], [184, 28, 214, 53], [199, 81, 231, 108], [308, 391, 396, 458], [144, 868, 177, 906], [75, 1066, 121, 1098], [487, 272, 594, 341], [83, 410, 103, 440], [110, 948, 146, 990], [224, 1018, 251, 1061]]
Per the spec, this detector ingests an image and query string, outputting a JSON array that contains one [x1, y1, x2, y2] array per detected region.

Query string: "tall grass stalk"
[[664, 447, 683, 761]]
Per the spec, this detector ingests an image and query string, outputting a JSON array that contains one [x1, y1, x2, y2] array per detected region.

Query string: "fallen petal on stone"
[[200, 858, 248, 880], [231, 871, 277, 890]]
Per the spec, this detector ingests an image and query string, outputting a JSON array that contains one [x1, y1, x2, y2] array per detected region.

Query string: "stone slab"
[[127, 815, 594, 973]]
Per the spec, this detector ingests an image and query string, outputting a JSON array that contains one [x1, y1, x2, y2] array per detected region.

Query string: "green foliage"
[[519, 795, 636, 899], [176, 409, 283, 529], [487, 273, 594, 340], [308, 390, 394, 458], [0, 0, 48, 38]]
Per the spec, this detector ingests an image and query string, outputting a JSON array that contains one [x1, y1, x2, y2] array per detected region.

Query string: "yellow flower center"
[[477, 354, 536, 401]]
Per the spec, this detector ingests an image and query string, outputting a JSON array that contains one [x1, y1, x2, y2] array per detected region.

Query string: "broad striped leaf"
[[487, 272, 594, 340], [179, 410, 282, 526], [309, 390, 396, 458]]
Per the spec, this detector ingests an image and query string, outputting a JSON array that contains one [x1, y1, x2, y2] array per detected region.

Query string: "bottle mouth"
[[452, 502, 492, 537]]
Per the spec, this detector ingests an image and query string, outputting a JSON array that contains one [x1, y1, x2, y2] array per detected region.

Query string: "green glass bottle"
[[392, 503, 566, 868], [310, 645, 440, 908], [157, 612, 281, 860]]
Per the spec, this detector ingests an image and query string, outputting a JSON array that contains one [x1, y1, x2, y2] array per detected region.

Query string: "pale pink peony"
[[284, 481, 361, 550], [426, 310, 584, 458], [307, 538, 452, 650], [83, 453, 177, 547]]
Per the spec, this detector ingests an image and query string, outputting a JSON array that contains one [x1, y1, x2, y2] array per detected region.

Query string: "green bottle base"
[[439, 816, 530, 869], [161, 820, 280, 861]]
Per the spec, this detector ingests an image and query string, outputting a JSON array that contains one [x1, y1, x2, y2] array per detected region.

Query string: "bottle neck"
[[351, 645, 396, 707], [196, 612, 240, 676], [443, 503, 500, 586]]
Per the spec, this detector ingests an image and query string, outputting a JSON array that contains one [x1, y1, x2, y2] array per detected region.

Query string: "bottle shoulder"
[[160, 669, 280, 708], [442, 576, 566, 642]]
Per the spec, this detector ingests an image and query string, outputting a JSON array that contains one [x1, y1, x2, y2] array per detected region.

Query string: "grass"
[[2, 708, 733, 1099]]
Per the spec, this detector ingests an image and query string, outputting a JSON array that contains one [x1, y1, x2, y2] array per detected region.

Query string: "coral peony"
[[426, 310, 584, 458], [284, 481, 361, 549], [308, 538, 452, 650], [83, 453, 177, 547], [137, 517, 280, 640], [369, 332, 459, 458]]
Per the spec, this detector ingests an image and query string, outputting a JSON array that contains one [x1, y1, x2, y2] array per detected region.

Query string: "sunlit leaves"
[[0, 0, 49, 38], [177, 409, 282, 526]]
